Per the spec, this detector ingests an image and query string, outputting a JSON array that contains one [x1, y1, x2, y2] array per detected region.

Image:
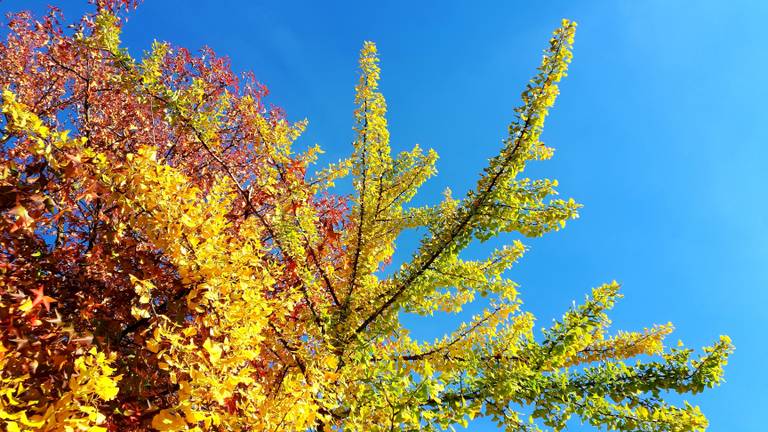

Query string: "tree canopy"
[[0, 2, 732, 431]]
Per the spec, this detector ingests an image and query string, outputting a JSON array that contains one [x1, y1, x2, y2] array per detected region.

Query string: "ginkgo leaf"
[[203, 338, 223, 363], [152, 409, 187, 431]]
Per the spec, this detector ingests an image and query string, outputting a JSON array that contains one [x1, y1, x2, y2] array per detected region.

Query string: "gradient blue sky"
[[3, 1, 765, 430]]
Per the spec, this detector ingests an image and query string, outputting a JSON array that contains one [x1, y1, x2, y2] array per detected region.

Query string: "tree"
[[0, 2, 732, 431]]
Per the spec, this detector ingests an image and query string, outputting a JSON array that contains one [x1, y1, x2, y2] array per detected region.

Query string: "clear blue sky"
[[4, 1, 766, 430]]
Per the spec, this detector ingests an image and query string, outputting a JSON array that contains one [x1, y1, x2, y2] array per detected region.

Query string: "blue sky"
[[4, 1, 766, 430]]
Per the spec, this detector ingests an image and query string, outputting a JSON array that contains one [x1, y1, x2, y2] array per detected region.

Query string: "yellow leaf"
[[94, 375, 120, 401], [182, 405, 204, 423], [18, 299, 34, 313], [146, 339, 160, 354], [10, 205, 34, 229], [203, 338, 223, 363], [323, 355, 339, 370], [131, 306, 150, 319], [151, 409, 187, 431]]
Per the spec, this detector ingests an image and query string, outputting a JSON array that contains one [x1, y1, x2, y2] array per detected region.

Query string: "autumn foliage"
[[0, 2, 732, 432]]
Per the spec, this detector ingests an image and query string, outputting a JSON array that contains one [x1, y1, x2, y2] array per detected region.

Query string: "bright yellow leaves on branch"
[[0, 347, 121, 432], [0, 7, 731, 432]]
